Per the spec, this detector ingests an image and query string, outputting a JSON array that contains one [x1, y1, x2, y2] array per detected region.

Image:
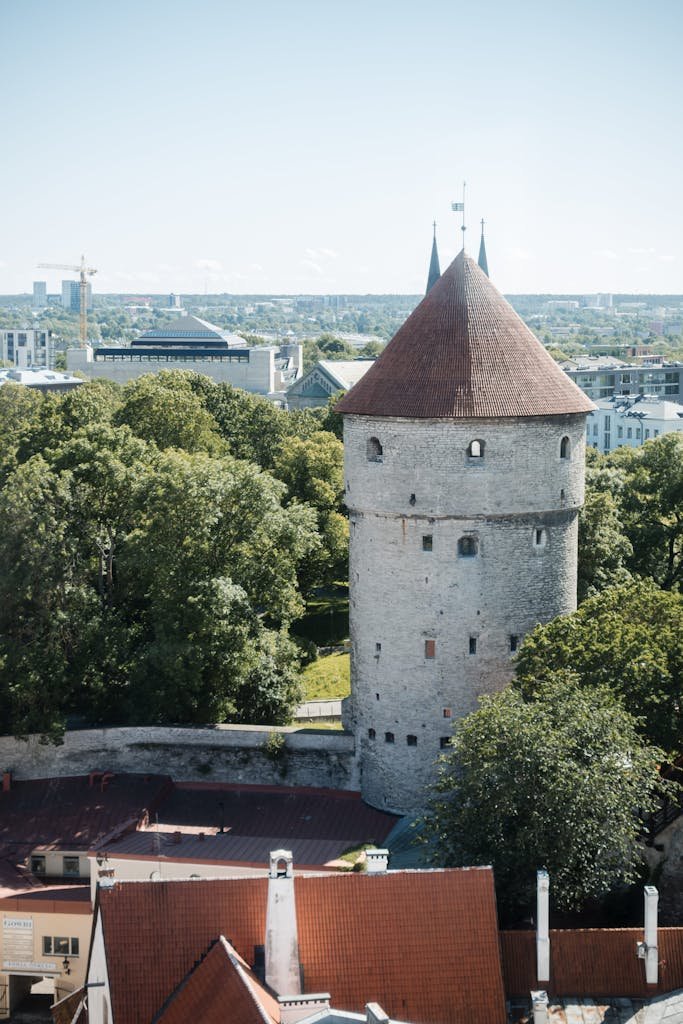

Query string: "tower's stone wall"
[[343, 413, 587, 813]]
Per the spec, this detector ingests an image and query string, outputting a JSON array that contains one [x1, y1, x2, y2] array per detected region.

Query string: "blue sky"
[[2, 0, 682, 295]]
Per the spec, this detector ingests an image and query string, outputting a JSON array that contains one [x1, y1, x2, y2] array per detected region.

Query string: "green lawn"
[[301, 651, 350, 701]]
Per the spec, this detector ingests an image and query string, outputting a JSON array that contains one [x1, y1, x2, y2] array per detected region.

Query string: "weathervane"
[[451, 181, 466, 250]]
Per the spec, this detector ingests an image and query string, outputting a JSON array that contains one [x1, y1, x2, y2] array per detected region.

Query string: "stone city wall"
[[0, 725, 358, 791]]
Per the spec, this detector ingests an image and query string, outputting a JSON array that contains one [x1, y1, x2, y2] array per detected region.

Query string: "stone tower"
[[336, 250, 594, 814]]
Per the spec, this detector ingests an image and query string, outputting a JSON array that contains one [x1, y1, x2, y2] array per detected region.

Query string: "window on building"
[[384, 732, 394, 744], [510, 635, 519, 652], [467, 439, 485, 459], [424, 639, 436, 659], [469, 636, 477, 655], [645, 428, 650, 439], [560, 436, 571, 459], [533, 528, 547, 548], [366, 437, 383, 462], [593, 424, 598, 435], [440, 737, 451, 750], [422, 534, 433, 551], [617, 426, 623, 438], [43, 936, 75, 956], [627, 427, 632, 439], [375, 642, 382, 653], [654, 429, 660, 437], [63, 856, 80, 877], [458, 535, 478, 557], [31, 855, 46, 875], [604, 415, 611, 430], [368, 728, 376, 740], [375, 692, 380, 701], [406, 734, 418, 746], [443, 708, 451, 718]]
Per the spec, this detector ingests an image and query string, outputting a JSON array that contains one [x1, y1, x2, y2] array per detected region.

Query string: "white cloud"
[[593, 248, 619, 261], [195, 258, 224, 273], [627, 247, 655, 256], [300, 259, 324, 275]]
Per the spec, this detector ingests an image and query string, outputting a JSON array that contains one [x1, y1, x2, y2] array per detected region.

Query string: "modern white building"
[[67, 314, 302, 401], [586, 395, 683, 454], [337, 250, 594, 813], [0, 328, 53, 369], [0, 368, 82, 393]]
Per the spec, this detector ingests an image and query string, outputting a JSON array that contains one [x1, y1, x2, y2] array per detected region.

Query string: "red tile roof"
[[154, 937, 279, 1024], [500, 927, 683, 997], [336, 251, 595, 419], [99, 867, 506, 1024]]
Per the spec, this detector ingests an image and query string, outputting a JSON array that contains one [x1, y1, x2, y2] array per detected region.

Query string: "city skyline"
[[2, 0, 682, 297]]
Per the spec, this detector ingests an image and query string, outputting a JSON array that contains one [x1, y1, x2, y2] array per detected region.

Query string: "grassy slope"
[[301, 652, 350, 701]]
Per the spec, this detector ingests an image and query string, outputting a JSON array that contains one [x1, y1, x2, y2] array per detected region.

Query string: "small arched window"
[[533, 527, 548, 549], [458, 535, 478, 557], [467, 439, 485, 459], [384, 732, 395, 744], [560, 436, 571, 460], [368, 728, 376, 740], [366, 436, 383, 462]]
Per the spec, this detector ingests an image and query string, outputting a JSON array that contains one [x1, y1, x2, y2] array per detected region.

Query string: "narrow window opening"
[[406, 734, 418, 747], [467, 439, 485, 459], [443, 708, 452, 719], [366, 436, 383, 462], [422, 534, 433, 551], [510, 635, 519, 652], [534, 528, 547, 548], [409, 493, 416, 506], [560, 435, 571, 459], [375, 692, 380, 701], [375, 642, 382, 652], [384, 732, 394, 744], [469, 636, 477, 655], [368, 728, 376, 740], [440, 737, 451, 750], [424, 639, 436, 659], [458, 535, 478, 557]]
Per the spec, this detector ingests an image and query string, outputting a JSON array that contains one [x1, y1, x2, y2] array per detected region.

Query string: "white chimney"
[[278, 993, 331, 1024], [531, 990, 549, 1024], [365, 849, 389, 874], [366, 1004, 390, 1023], [536, 870, 550, 983], [641, 885, 659, 984], [265, 850, 301, 996]]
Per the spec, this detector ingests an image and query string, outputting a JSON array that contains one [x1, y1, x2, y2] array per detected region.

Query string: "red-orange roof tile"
[[500, 927, 683, 997], [154, 937, 279, 1024], [99, 867, 506, 1024], [336, 251, 595, 419]]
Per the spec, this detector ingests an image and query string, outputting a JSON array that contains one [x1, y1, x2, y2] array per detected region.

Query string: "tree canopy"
[[0, 372, 344, 739], [514, 581, 683, 754], [423, 673, 671, 914]]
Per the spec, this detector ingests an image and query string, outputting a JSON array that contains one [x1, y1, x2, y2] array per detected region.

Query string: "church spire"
[[478, 219, 489, 277], [426, 221, 441, 294]]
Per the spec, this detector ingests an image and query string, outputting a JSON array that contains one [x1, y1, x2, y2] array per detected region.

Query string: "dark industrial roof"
[[336, 251, 595, 419]]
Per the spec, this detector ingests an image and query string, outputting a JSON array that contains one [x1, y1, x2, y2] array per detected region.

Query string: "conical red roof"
[[336, 251, 595, 419]]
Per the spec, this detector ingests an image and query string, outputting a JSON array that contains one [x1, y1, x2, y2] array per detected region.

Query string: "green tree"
[[114, 372, 224, 453], [423, 673, 671, 914], [616, 435, 683, 591], [515, 581, 683, 753]]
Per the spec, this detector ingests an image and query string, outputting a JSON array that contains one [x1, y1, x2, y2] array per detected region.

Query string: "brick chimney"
[[265, 850, 301, 996], [365, 849, 389, 874], [536, 870, 550, 983]]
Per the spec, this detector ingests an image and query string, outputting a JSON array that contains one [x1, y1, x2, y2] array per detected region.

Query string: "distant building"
[[61, 280, 92, 313], [286, 359, 375, 409], [562, 358, 682, 403], [586, 395, 683, 454], [0, 368, 82, 393], [66, 314, 301, 401], [0, 328, 53, 369], [32, 281, 47, 308]]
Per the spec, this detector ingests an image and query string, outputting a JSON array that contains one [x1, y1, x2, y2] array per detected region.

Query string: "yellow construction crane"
[[38, 254, 97, 345]]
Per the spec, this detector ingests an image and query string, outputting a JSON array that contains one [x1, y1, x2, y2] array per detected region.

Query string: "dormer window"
[[560, 436, 571, 460], [467, 439, 485, 459], [366, 437, 383, 462]]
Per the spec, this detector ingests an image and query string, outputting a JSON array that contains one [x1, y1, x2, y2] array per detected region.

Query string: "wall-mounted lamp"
[[62, 956, 71, 976]]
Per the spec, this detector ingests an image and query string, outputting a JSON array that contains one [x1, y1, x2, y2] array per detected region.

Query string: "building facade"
[[586, 396, 683, 454], [337, 251, 594, 813], [0, 329, 53, 369]]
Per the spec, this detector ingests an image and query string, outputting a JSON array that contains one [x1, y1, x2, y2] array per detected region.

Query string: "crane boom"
[[37, 255, 97, 344]]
